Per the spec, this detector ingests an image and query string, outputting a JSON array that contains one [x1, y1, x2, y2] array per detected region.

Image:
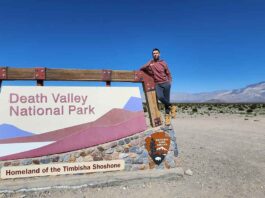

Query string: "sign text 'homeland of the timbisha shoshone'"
[[0, 86, 146, 161], [1, 160, 125, 179]]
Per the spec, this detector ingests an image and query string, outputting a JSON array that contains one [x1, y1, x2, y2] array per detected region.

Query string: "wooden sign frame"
[[0, 67, 161, 127]]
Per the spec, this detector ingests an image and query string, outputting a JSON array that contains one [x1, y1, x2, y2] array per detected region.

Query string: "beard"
[[153, 56, 160, 61]]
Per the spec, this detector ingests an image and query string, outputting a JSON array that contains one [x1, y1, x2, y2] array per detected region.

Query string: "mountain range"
[[171, 81, 265, 103], [0, 124, 34, 140]]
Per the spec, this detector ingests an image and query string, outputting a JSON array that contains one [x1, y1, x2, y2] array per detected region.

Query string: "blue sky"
[[0, 0, 265, 93]]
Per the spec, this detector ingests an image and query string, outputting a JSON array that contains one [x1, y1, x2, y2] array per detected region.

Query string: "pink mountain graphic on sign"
[[0, 109, 147, 161]]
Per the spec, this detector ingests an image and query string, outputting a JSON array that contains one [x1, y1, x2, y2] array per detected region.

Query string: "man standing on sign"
[[140, 48, 176, 126]]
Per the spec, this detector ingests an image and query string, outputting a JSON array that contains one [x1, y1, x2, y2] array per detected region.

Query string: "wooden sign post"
[[0, 67, 161, 127]]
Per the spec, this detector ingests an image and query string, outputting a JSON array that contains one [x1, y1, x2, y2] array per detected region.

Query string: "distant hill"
[[0, 124, 34, 140], [170, 81, 265, 103]]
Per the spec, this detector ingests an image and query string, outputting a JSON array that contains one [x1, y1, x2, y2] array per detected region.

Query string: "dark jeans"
[[156, 82, 171, 114]]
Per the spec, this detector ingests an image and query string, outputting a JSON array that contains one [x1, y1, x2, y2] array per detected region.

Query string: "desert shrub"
[[208, 107, 212, 111], [182, 106, 187, 110], [246, 109, 253, 113], [238, 107, 244, 111], [219, 110, 224, 113], [192, 108, 198, 113], [250, 104, 257, 110]]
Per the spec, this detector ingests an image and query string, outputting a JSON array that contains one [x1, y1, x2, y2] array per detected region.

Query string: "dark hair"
[[152, 48, 160, 53]]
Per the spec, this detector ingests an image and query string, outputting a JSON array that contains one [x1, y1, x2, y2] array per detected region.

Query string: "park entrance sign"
[[0, 68, 180, 179], [0, 86, 147, 161]]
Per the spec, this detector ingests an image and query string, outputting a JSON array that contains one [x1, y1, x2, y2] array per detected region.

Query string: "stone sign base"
[[0, 125, 179, 179]]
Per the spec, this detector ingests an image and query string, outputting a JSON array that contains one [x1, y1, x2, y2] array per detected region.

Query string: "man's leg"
[[156, 82, 171, 125], [156, 83, 171, 111], [162, 82, 177, 118], [163, 82, 171, 115]]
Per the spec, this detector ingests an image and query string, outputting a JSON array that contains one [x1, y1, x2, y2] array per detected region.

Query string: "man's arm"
[[140, 60, 153, 74]]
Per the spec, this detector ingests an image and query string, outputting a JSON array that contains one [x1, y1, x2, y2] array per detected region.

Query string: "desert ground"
[[1, 104, 265, 198]]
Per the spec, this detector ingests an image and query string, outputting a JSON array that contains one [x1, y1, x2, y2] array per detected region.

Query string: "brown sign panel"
[[145, 131, 170, 165]]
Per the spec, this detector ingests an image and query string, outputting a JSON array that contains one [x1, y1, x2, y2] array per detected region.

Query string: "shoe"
[[170, 105, 177, 118], [165, 114, 171, 126]]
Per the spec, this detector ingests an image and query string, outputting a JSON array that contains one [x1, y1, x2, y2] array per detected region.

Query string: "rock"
[[134, 135, 139, 139], [174, 146, 179, 157], [105, 148, 114, 155], [76, 156, 84, 162], [124, 157, 133, 164], [69, 155, 76, 163], [133, 156, 144, 164], [110, 142, 118, 148], [86, 148, 95, 155], [124, 138, 131, 144], [3, 162, 11, 166], [170, 140, 175, 151], [80, 151, 87, 157], [144, 130, 153, 136], [134, 150, 149, 164], [128, 153, 138, 158], [174, 158, 181, 167], [103, 154, 113, 161], [112, 152, 119, 160], [115, 146, 124, 152], [118, 140, 125, 145], [165, 151, 175, 164], [83, 155, 93, 162], [93, 155, 103, 161], [169, 129, 176, 140], [185, 169, 193, 176], [52, 156, 60, 162], [97, 146, 105, 152], [140, 164, 149, 170], [136, 148, 143, 154], [74, 152, 80, 158], [139, 133, 146, 139], [129, 139, 140, 147], [21, 159, 32, 165], [92, 151, 103, 161], [164, 161, 171, 169], [149, 160, 156, 169], [102, 143, 111, 150], [142, 157, 149, 164], [129, 146, 143, 154], [32, 160, 40, 165], [140, 150, 149, 158], [124, 147, 129, 153], [61, 154, 70, 162], [161, 125, 172, 131], [119, 153, 129, 159], [139, 140, 145, 147], [12, 161, 20, 166]]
